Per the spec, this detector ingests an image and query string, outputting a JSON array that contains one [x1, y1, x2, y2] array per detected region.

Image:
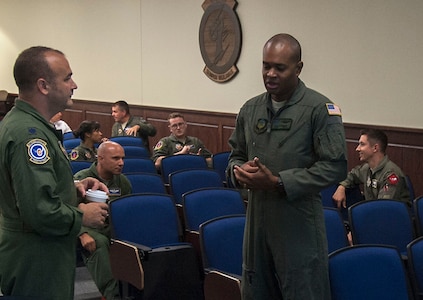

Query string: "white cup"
[[85, 189, 108, 203]]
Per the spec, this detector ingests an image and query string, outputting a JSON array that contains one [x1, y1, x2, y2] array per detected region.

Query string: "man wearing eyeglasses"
[[152, 112, 212, 170]]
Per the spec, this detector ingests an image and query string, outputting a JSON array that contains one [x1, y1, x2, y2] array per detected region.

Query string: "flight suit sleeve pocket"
[[317, 125, 347, 161]]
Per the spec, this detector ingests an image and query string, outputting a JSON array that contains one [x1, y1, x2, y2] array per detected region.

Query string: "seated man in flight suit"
[[74, 141, 132, 300]]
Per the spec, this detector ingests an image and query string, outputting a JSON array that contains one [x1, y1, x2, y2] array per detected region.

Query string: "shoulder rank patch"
[[154, 141, 163, 150], [70, 150, 79, 160], [387, 174, 399, 185], [27, 139, 50, 164], [326, 103, 342, 116]]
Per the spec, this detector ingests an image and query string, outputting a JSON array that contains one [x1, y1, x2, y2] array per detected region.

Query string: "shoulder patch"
[[326, 103, 342, 116], [387, 174, 399, 185], [70, 150, 79, 160], [27, 139, 50, 165], [154, 141, 163, 150]]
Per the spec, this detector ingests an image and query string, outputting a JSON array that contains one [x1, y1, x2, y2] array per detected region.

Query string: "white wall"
[[1, 0, 422, 128]]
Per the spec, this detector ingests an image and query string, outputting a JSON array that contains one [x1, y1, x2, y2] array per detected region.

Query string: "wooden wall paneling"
[[187, 121, 219, 154], [58, 99, 423, 197], [147, 117, 170, 153], [345, 139, 360, 171], [222, 125, 235, 152], [401, 147, 423, 199], [62, 108, 84, 132], [85, 111, 114, 138]]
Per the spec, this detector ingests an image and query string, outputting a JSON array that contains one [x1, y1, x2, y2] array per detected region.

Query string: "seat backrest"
[[320, 185, 364, 221], [211, 151, 230, 184], [63, 138, 81, 150], [160, 154, 208, 184], [323, 207, 349, 254], [329, 244, 411, 300], [348, 199, 415, 254], [63, 131, 75, 140], [125, 172, 166, 194], [339, 185, 364, 221], [183, 187, 246, 231], [199, 215, 245, 276], [123, 146, 150, 159], [413, 196, 423, 236], [407, 236, 423, 299], [109, 193, 181, 247], [109, 136, 144, 147], [169, 169, 224, 205], [70, 161, 92, 175], [320, 184, 338, 208], [122, 158, 156, 174]]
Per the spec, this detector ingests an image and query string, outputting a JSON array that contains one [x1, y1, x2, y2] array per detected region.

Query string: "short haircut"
[[113, 100, 130, 114], [265, 33, 302, 63], [74, 120, 101, 141], [360, 128, 388, 154], [13, 46, 64, 92], [167, 112, 185, 121]]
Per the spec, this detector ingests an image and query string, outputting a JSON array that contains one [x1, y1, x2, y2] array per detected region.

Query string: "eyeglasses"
[[169, 122, 186, 129]]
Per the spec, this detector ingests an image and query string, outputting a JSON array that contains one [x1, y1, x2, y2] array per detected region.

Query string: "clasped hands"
[[234, 157, 279, 190], [177, 145, 202, 156]]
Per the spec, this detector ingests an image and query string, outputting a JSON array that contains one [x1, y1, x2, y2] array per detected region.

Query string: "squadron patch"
[[70, 150, 79, 160], [255, 118, 268, 134], [326, 103, 342, 116], [154, 141, 163, 150], [387, 174, 399, 185], [27, 139, 50, 164]]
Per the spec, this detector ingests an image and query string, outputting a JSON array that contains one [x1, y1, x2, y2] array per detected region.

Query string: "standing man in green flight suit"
[[0, 46, 109, 299], [74, 141, 132, 300], [228, 33, 348, 299]]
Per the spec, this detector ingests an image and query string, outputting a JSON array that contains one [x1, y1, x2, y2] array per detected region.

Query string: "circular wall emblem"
[[199, 0, 242, 83]]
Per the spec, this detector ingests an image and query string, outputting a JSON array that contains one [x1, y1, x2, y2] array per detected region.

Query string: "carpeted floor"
[[74, 266, 102, 300]]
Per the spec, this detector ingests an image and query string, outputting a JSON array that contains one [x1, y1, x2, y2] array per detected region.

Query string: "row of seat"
[[63, 135, 145, 147], [108, 193, 244, 300], [324, 198, 423, 300], [326, 197, 423, 255], [108, 193, 423, 300], [202, 216, 423, 300], [70, 151, 232, 187], [201, 198, 423, 299]]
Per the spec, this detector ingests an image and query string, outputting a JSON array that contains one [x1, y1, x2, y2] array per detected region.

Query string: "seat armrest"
[[204, 269, 242, 300], [109, 239, 150, 290]]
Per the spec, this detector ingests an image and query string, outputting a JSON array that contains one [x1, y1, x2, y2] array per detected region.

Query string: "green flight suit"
[[74, 163, 132, 300], [69, 143, 97, 162], [0, 100, 83, 299], [112, 115, 157, 150], [152, 134, 212, 162], [340, 155, 410, 205], [228, 80, 348, 300]]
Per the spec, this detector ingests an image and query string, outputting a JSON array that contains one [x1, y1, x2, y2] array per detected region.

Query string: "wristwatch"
[[275, 177, 286, 195]]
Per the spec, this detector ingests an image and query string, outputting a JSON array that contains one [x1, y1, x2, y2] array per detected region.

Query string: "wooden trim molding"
[[1, 94, 422, 197]]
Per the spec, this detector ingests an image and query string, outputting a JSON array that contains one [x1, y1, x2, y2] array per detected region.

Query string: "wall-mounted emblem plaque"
[[199, 0, 242, 83]]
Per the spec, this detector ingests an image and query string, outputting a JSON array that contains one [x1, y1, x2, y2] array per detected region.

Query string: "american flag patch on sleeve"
[[326, 103, 342, 116]]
